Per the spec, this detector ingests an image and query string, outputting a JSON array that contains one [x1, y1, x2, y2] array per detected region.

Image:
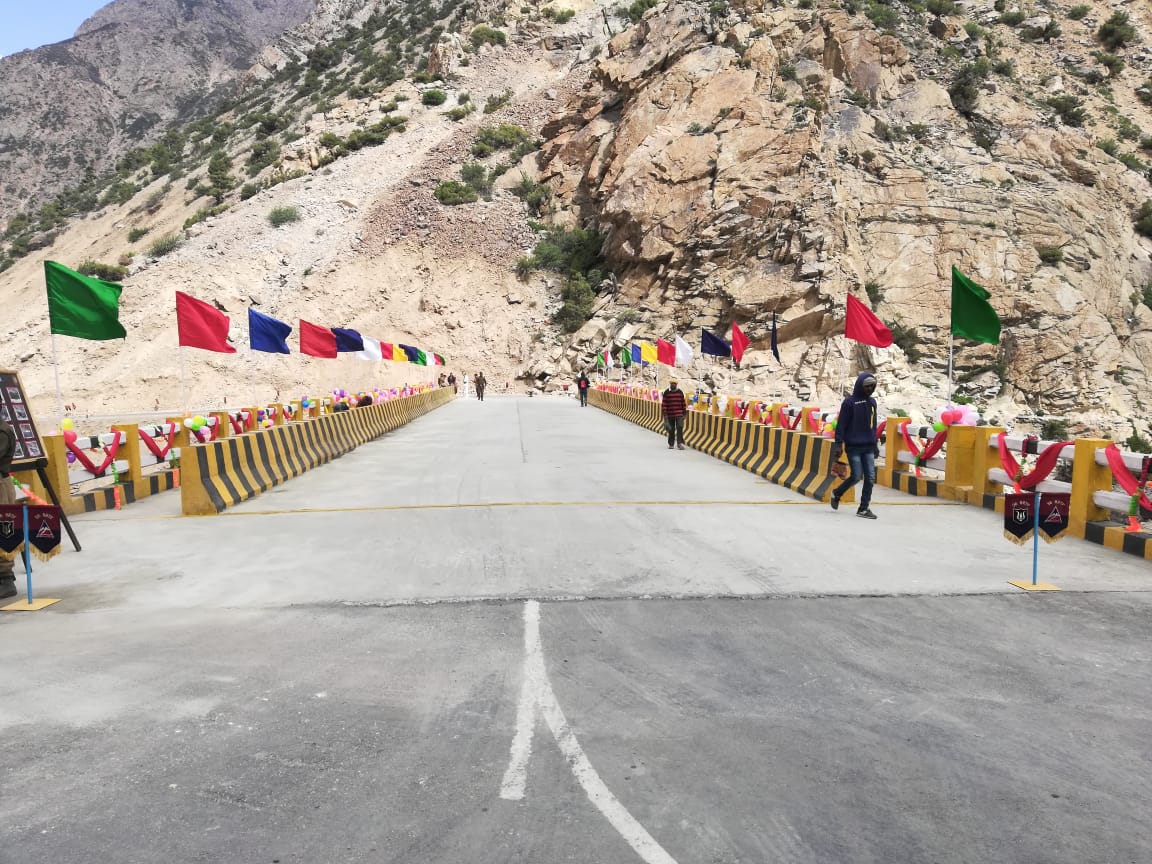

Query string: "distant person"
[[448, 373, 457, 394], [0, 418, 19, 600], [475, 373, 487, 402], [333, 401, 350, 413], [355, 395, 373, 407], [830, 372, 879, 520], [577, 372, 591, 407], [661, 379, 687, 450]]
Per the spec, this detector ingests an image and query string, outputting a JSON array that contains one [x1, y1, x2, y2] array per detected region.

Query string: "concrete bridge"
[[3, 396, 1149, 863]]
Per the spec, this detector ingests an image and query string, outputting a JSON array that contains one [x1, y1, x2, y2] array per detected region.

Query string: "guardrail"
[[593, 386, 1152, 561]]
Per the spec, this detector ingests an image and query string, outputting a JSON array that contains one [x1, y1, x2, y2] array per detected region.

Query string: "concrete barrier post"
[[113, 423, 145, 493], [879, 417, 905, 486], [211, 412, 230, 439], [243, 407, 260, 432], [801, 406, 820, 435], [37, 434, 72, 507], [1070, 438, 1112, 536], [966, 426, 1005, 505], [941, 424, 976, 502]]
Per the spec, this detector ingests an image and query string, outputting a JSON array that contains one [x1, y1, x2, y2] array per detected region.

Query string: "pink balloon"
[[64, 430, 78, 445]]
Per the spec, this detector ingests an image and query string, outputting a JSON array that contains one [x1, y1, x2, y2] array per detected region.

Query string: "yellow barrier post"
[[1069, 438, 1112, 538], [880, 417, 906, 485], [113, 423, 145, 498], [801, 406, 820, 435], [35, 434, 73, 511], [967, 426, 1006, 506], [941, 424, 976, 502], [243, 407, 260, 433], [211, 412, 230, 439]]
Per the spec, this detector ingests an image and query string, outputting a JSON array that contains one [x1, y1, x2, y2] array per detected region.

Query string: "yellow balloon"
[[61, 418, 75, 431]]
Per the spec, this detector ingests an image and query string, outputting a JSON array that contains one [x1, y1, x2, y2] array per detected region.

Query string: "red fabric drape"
[[1104, 444, 1152, 511], [996, 433, 1073, 490], [67, 433, 123, 476], [138, 426, 175, 460]]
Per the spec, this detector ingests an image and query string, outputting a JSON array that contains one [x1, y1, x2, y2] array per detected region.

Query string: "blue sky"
[[0, 0, 108, 57]]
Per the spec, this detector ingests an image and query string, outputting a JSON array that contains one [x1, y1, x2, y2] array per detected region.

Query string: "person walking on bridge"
[[474, 372, 487, 402], [830, 372, 879, 519], [662, 379, 688, 450], [576, 372, 591, 407]]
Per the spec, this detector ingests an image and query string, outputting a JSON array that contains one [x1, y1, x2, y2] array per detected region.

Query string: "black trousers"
[[664, 416, 685, 446], [579, 389, 588, 406]]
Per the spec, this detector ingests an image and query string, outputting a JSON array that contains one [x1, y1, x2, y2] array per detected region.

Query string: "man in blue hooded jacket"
[[830, 372, 880, 519]]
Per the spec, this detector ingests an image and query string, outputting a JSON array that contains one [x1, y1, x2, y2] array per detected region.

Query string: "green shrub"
[[147, 232, 184, 258], [240, 183, 260, 201], [992, 58, 1015, 77], [887, 319, 923, 362], [1094, 51, 1125, 77], [1067, 4, 1089, 20], [1097, 11, 1137, 50], [318, 131, 343, 149], [925, 0, 955, 15], [1020, 19, 1061, 41], [422, 89, 447, 106], [1124, 429, 1152, 453], [554, 273, 596, 332], [1037, 246, 1063, 265], [864, 280, 884, 308], [949, 59, 990, 116], [1040, 418, 1069, 440], [1098, 138, 1119, 156], [865, 1, 900, 30], [511, 174, 552, 216], [206, 150, 235, 202], [998, 11, 1025, 25], [470, 25, 507, 47], [247, 140, 281, 176], [1134, 200, 1152, 238], [1138, 81, 1152, 106], [472, 123, 531, 157], [127, 227, 149, 243], [1046, 94, 1086, 127], [434, 180, 479, 205], [1141, 136, 1152, 153], [483, 89, 513, 114], [184, 204, 229, 229], [626, 0, 659, 20], [446, 105, 475, 121], [460, 162, 493, 196], [77, 260, 128, 282], [1118, 152, 1147, 173], [268, 205, 301, 227]]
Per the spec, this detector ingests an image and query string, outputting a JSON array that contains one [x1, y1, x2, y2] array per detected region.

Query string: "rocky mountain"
[[2, 0, 1152, 443], [0, 0, 316, 216]]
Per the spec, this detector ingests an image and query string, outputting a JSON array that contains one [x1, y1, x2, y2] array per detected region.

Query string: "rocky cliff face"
[[0, 0, 315, 217], [537, 0, 1152, 436]]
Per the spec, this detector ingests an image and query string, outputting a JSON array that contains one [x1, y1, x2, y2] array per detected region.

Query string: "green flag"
[[619, 346, 632, 368], [45, 261, 126, 341], [951, 266, 1000, 345], [415, 349, 428, 366], [595, 352, 605, 369]]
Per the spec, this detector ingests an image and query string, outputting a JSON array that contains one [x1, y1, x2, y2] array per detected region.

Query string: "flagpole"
[[50, 333, 65, 430], [179, 345, 188, 415], [947, 333, 954, 401]]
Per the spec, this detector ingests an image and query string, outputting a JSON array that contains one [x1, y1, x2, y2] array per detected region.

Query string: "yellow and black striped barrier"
[[181, 388, 452, 515], [590, 390, 852, 504]]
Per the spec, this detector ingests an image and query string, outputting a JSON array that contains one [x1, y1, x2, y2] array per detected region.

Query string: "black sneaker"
[[830, 495, 840, 511], [857, 508, 877, 520]]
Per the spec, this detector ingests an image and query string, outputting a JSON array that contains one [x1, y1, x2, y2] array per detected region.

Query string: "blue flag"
[[332, 327, 364, 353], [771, 312, 780, 363], [248, 308, 292, 354], [630, 344, 648, 366], [700, 329, 731, 358], [398, 343, 422, 363]]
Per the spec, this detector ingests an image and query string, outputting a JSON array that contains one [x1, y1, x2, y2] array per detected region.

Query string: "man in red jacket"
[[662, 380, 688, 450]]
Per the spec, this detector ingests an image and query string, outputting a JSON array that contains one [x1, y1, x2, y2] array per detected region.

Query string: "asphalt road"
[[2, 396, 1149, 864]]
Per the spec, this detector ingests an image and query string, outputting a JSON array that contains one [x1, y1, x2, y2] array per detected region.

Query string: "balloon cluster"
[[184, 415, 208, 431], [821, 418, 838, 439], [931, 403, 979, 433]]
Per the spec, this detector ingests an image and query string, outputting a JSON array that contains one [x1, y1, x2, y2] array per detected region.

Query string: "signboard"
[[1038, 492, 1070, 543], [0, 369, 46, 470], [1003, 493, 1035, 545]]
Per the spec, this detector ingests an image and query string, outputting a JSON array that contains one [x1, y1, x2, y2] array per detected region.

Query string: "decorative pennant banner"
[[1003, 493, 1035, 546], [27, 506, 62, 561], [1038, 492, 1070, 544], [0, 505, 23, 560]]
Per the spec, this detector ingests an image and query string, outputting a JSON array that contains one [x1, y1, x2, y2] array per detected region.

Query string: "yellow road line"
[[78, 498, 964, 522]]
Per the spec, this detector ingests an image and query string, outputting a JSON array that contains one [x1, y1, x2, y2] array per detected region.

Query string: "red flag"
[[176, 291, 236, 354], [656, 338, 676, 366], [845, 294, 893, 348], [731, 322, 750, 363], [300, 319, 338, 358]]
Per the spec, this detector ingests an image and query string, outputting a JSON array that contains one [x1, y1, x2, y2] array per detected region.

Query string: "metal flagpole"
[[947, 334, 954, 401], [50, 333, 65, 429], [179, 345, 188, 415]]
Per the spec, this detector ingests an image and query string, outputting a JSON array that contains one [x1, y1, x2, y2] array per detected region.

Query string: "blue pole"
[[1031, 491, 1041, 586], [22, 503, 32, 604]]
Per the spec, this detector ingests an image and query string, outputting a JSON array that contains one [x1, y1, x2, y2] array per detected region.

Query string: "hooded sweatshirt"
[[834, 372, 878, 447]]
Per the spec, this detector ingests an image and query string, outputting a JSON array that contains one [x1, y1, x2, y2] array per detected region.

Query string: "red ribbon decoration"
[[192, 422, 219, 444], [66, 433, 123, 476], [1104, 444, 1152, 512], [784, 411, 803, 430], [229, 413, 244, 435], [899, 421, 949, 476], [137, 426, 175, 460], [996, 433, 1072, 491]]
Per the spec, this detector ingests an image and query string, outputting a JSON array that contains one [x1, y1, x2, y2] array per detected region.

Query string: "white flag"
[[674, 334, 694, 366], [356, 336, 383, 361], [606, 349, 614, 369]]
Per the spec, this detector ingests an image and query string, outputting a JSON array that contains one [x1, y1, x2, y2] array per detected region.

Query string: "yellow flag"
[[392, 344, 407, 362], [640, 341, 657, 364]]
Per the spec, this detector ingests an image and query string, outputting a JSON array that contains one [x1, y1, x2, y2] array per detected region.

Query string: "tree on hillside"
[[207, 151, 235, 203]]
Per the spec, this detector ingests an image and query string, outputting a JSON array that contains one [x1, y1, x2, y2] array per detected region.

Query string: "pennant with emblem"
[[1038, 492, 1070, 544], [27, 506, 62, 561], [1003, 493, 1035, 546], [0, 505, 24, 560]]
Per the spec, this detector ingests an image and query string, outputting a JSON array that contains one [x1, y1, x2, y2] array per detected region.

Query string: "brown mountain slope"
[[0, 0, 315, 217]]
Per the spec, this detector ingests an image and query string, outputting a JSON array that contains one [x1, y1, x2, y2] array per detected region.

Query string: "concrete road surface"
[[2, 396, 1149, 864]]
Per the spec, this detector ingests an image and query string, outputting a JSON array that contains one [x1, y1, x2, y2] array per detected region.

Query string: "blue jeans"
[[834, 446, 875, 509]]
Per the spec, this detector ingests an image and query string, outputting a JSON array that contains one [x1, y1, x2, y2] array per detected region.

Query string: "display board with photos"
[[0, 370, 46, 470]]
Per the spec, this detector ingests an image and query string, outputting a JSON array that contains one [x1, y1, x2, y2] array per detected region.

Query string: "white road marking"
[[501, 600, 680, 864]]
